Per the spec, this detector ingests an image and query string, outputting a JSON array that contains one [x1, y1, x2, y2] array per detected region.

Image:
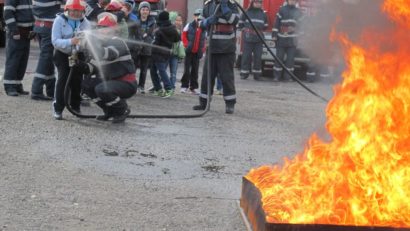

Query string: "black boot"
[[16, 85, 29, 95], [5, 85, 19, 96], [240, 73, 249, 79], [193, 98, 207, 111], [253, 73, 261, 81], [112, 108, 131, 124], [95, 102, 112, 121], [225, 103, 235, 114]]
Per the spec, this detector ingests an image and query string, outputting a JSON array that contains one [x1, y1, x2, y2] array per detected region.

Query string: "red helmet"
[[105, 1, 122, 11], [64, 0, 86, 11], [97, 12, 118, 27]]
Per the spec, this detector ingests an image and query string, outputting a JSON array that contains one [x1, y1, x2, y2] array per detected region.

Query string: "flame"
[[245, 0, 410, 227]]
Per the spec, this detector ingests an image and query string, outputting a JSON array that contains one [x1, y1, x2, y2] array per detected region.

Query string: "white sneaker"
[[180, 87, 188, 93], [191, 89, 200, 95]]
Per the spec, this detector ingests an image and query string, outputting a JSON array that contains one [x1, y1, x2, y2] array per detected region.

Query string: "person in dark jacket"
[[128, 1, 156, 94], [30, 0, 63, 100], [80, 12, 137, 123], [3, 0, 34, 96], [238, 0, 268, 80], [180, 9, 206, 95], [193, 0, 239, 114], [272, 0, 303, 82], [149, 10, 180, 98]]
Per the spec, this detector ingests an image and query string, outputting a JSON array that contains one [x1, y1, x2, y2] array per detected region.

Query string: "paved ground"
[[0, 44, 335, 230]]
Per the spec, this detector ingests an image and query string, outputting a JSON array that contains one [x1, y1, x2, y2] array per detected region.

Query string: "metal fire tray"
[[240, 177, 410, 231]]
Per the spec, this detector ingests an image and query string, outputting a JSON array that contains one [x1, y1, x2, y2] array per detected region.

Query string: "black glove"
[[77, 61, 94, 75]]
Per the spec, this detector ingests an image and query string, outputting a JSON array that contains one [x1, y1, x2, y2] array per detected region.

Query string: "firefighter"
[[238, 0, 268, 80], [80, 13, 137, 123], [51, 0, 91, 120], [30, 0, 63, 100], [193, 0, 239, 114], [3, 0, 34, 96], [272, 0, 303, 82]]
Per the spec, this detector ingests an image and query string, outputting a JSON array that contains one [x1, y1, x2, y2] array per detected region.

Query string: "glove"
[[28, 31, 37, 40], [201, 15, 218, 28]]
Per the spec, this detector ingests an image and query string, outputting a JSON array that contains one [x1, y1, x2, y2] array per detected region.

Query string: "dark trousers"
[[31, 27, 56, 97], [136, 55, 150, 88], [200, 53, 236, 105], [273, 46, 297, 81], [53, 50, 82, 113], [84, 78, 137, 116], [240, 41, 263, 76], [181, 52, 200, 90], [3, 32, 30, 92], [150, 61, 172, 91]]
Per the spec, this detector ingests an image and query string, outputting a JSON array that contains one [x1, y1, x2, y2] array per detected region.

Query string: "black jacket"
[[238, 8, 268, 43], [272, 4, 303, 47], [128, 15, 156, 56], [151, 21, 180, 62]]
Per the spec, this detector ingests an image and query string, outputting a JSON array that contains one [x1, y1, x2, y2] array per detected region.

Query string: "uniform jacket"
[[4, 0, 34, 34], [151, 20, 180, 62], [89, 36, 136, 80], [182, 20, 206, 57], [32, 0, 62, 22], [202, 0, 239, 54], [238, 7, 268, 43], [51, 13, 91, 55], [128, 15, 156, 56], [272, 4, 303, 47]]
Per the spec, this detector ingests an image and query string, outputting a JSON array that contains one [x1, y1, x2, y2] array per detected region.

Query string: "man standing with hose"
[[193, 0, 239, 114]]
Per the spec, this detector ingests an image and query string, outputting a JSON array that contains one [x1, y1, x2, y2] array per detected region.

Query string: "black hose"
[[233, 0, 329, 103]]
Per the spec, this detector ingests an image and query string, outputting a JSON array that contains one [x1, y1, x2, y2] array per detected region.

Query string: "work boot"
[[6, 90, 19, 97], [240, 74, 249, 80], [31, 93, 53, 101], [225, 104, 235, 114], [112, 108, 131, 124], [193, 98, 207, 111], [253, 74, 261, 81], [16, 85, 29, 95]]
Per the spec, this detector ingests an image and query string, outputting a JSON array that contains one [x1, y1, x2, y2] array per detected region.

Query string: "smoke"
[[299, 0, 393, 65]]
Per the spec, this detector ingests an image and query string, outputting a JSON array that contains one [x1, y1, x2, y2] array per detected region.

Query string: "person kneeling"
[[80, 13, 137, 123]]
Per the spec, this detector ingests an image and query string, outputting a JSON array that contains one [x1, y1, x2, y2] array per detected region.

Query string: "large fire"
[[245, 0, 410, 227]]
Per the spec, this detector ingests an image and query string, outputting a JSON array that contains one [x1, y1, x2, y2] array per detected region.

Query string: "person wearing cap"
[[180, 9, 206, 95], [193, 0, 240, 114], [272, 0, 303, 82], [29, 0, 62, 100], [238, 0, 268, 80], [105, 0, 129, 38], [79, 12, 137, 123], [149, 11, 180, 98], [51, 0, 91, 120], [2, 0, 34, 97], [128, 1, 156, 94]]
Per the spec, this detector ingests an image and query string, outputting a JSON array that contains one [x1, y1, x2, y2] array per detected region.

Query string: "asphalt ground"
[[0, 44, 335, 230]]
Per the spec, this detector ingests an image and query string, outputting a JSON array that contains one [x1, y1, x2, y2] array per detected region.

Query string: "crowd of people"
[[2, 0, 320, 122]]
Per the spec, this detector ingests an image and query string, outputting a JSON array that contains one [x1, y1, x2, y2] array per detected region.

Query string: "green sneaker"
[[161, 89, 174, 98], [154, 89, 165, 97]]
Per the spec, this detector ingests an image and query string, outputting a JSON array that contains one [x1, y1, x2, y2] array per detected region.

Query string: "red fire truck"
[[237, 0, 312, 77], [0, 0, 5, 47]]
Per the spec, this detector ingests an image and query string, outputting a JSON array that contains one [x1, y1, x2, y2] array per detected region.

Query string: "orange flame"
[[246, 0, 410, 227]]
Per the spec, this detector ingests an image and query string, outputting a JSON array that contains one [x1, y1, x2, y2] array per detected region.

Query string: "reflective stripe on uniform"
[[240, 70, 250, 74], [212, 33, 235, 40], [5, 18, 16, 24], [103, 46, 120, 59], [320, 74, 330, 78], [252, 69, 262, 74], [17, 22, 34, 27], [3, 80, 22, 84], [281, 19, 297, 24], [92, 97, 102, 103], [274, 67, 283, 71], [17, 5, 33, 9], [91, 55, 132, 66], [199, 93, 209, 99], [4, 6, 16, 11], [32, 1, 62, 7], [306, 72, 316, 76], [224, 95, 236, 101], [34, 73, 55, 80], [106, 97, 121, 106]]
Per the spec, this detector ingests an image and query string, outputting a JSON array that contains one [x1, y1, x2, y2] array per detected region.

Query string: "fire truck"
[[236, 0, 312, 78], [0, 0, 5, 47]]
